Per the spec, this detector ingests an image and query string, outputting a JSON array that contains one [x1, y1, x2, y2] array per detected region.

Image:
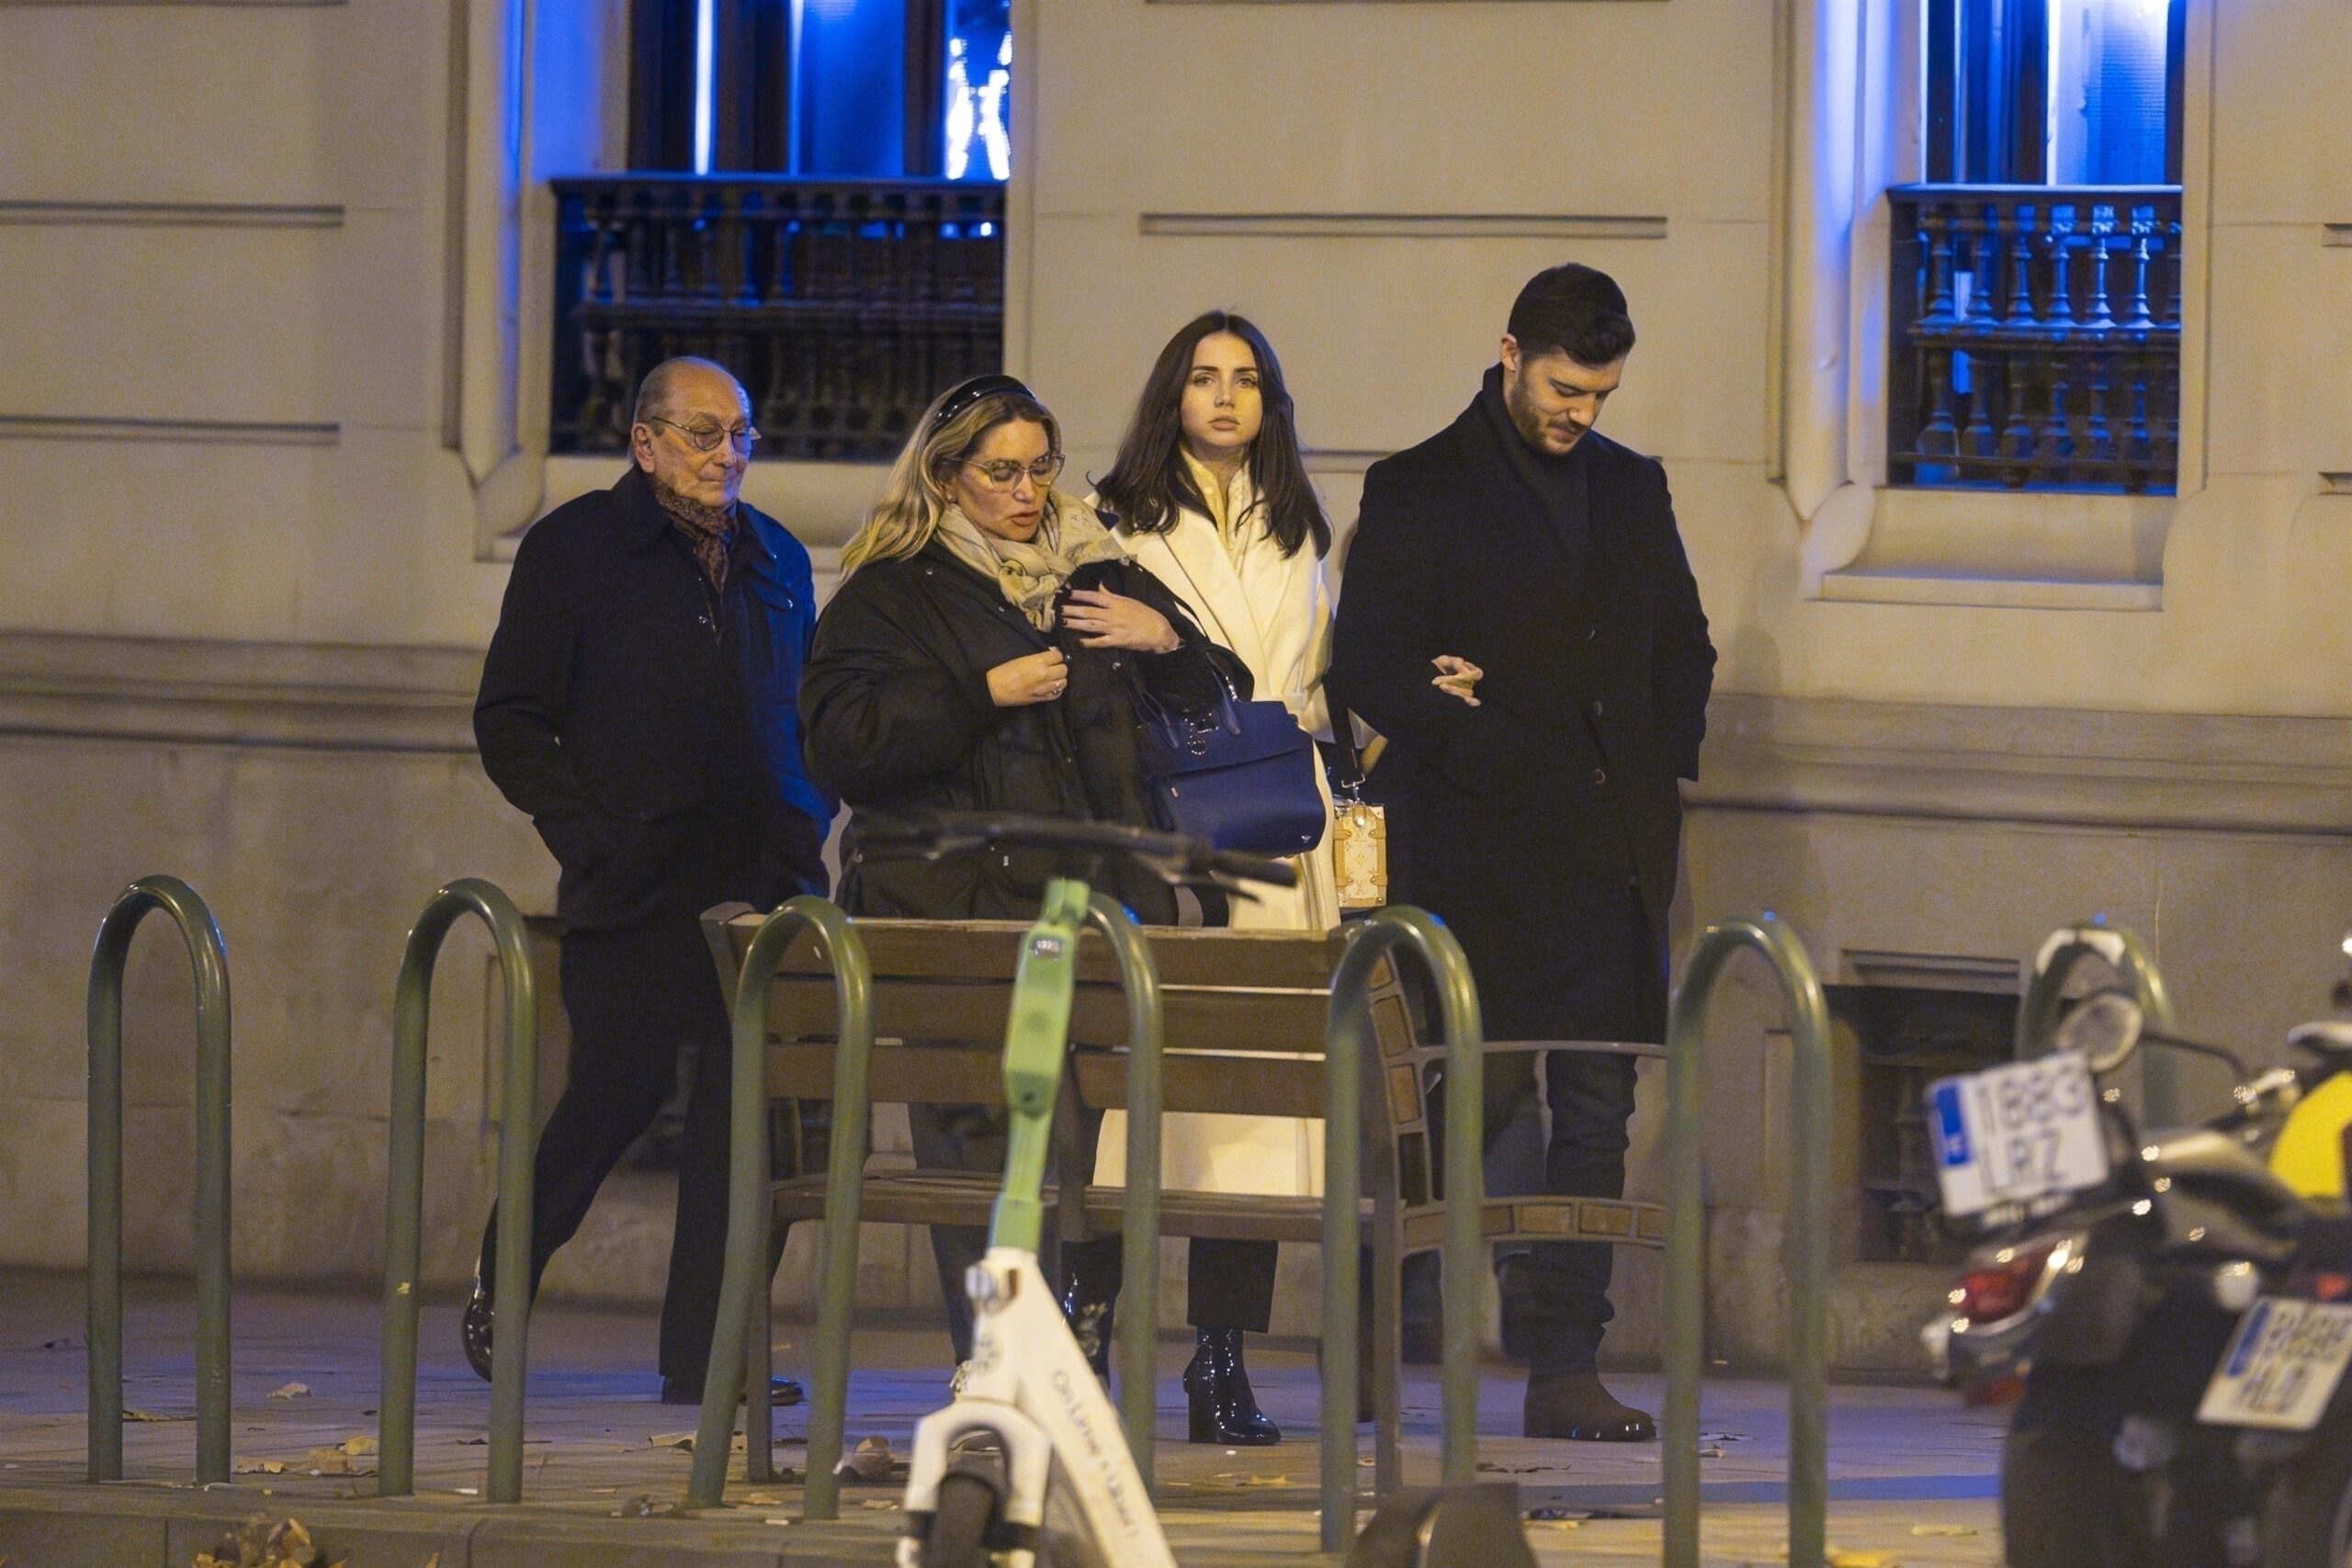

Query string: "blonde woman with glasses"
[[801, 374, 1253, 1383]]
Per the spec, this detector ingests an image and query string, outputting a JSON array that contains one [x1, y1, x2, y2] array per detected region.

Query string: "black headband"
[[931, 373, 1035, 432]]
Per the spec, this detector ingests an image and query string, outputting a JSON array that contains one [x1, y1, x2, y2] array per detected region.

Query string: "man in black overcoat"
[[470, 357, 833, 1403], [1329, 265, 1715, 1440]]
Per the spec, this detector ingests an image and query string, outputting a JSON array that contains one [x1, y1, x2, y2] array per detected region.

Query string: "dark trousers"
[[1414, 894, 1664, 1381], [908, 1103, 1279, 1363], [478, 917, 743, 1384]]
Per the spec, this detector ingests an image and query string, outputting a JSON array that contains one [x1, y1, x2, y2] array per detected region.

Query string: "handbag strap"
[[1328, 705, 1369, 804]]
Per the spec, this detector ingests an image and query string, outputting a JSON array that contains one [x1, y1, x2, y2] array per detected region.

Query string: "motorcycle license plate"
[[1926, 1052, 2109, 1218], [2198, 1297, 2352, 1431]]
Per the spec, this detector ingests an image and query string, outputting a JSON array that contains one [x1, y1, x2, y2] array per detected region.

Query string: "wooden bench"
[[701, 903, 1668, 1498]]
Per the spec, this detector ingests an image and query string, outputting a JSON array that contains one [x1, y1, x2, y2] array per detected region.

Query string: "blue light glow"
[[693, 0, 715, 174]]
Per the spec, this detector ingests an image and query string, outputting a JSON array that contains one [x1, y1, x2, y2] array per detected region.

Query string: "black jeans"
[[478, 917, 747, 1385], [908, 1103, 1278, 1363]]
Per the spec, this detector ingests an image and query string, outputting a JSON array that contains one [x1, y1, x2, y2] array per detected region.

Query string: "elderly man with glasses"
[[470, 356, 834, 1404]]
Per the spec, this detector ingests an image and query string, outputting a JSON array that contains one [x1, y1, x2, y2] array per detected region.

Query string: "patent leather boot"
[[1058, 1269, 1115, 1381], [1185, 1328, 1281, 1446], [460, 1265, 494, 1383]]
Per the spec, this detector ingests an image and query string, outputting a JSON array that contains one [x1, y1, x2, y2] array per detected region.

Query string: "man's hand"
[[1431, 655, 1484, 706], [988, 649, 1069, 706], [1060, 588, 1182, 653]]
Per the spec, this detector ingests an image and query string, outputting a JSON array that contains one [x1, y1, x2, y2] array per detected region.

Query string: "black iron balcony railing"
[[1887, 184, 2182, 493], [550, 175, 1007, 463]]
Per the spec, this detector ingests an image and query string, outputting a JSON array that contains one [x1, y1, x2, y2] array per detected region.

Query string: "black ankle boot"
[[1185, 1328, 1280, 1446], [1059, 1270, 1114, 1380], [460, 1264, 494, 1383]]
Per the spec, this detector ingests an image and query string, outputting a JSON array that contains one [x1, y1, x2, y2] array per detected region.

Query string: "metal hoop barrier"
[[86, 875, 233, 1484], [2016, 919, 2177, 1126], [1319, 907, 1484, 1553], [1087, 893, 1169, 1498], [688, 897, 872, 1513], [379, 879, 538, 1502], [1663, 913, 1833, 1568]]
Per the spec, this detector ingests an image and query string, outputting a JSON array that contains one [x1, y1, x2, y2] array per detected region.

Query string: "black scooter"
[[1925, 988, 2317, 1567]]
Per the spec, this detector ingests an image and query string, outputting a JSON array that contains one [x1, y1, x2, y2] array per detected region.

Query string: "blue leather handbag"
[[1135, 678, 1327, 856]]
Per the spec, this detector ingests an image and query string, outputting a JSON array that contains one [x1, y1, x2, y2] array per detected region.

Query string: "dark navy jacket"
[[476, 465, 833, 931]]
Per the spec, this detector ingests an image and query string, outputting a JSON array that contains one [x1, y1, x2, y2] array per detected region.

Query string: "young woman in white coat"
[[1091, 311, 1340, 1445]]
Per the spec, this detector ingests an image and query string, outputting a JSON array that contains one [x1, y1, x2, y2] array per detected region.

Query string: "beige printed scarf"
[[935, 500, 1126, 629]]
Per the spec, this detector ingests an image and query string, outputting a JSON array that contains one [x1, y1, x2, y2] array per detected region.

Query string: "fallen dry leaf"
[[232, 1459, 288, 1476], [266, 1383, 311, 1402], [1829, 1553, 1896, 1567], [122, 1408, 189, 1423], [859, 1498, 897, 1510], [189, 1513, 324, 1568]]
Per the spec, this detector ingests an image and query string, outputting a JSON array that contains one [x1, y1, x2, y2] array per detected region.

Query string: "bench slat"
[[726, 915, 1346, 990], [764, 977, 1333, 1055]]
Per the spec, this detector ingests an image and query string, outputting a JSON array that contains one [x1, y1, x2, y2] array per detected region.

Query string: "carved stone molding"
[[0, 200, 343, 228], [6, 633, 2347, 837], [0, 634, 481, 754], [0, 415, 339, 446], [1138, 212, 1667, 241], [1696, 692, 2352, 837]]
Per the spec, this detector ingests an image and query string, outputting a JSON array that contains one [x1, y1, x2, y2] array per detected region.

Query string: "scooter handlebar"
[[852, 809, 1300, 893]]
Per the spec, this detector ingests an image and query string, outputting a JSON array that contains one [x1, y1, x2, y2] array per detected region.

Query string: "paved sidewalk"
[[0, 1273, 2006, 1564]]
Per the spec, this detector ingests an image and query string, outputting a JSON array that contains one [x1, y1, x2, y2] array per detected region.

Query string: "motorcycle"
[[2199, 1015, 2352, 1568], [1923, 986, 2318, 1566]]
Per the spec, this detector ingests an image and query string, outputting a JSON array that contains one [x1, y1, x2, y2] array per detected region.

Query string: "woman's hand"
[[1061, 588, 1181, 653], [987, 649, 1069, 707], [1431, 654, 1484, 706]]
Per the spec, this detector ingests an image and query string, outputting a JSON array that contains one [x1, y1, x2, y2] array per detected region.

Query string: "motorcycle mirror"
[[2054, 988, 2144, 1075]]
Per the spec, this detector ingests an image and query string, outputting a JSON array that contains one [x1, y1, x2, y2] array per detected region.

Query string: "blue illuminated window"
[[629, 0, 1010, 182], [1924, 0, 2182, 186], [943, 0, 1012, 182]]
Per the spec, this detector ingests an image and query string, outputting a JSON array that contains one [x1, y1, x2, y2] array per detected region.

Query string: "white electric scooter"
[[883, 817, 1295, 1568]]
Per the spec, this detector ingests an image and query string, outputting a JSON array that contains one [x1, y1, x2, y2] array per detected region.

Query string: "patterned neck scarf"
[[657, 489, 739, 591], [1181, 448, 1263, 567], [935, 498, 1126, 629]]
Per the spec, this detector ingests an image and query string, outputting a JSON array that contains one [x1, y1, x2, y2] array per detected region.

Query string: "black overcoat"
[[800, 538, 1244, 923], [475, 465, 832, 931], [1329, 395, 1715, 1042]]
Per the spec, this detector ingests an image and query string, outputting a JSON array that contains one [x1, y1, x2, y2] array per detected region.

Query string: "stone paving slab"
[[0, 1273, 2007, 1565]]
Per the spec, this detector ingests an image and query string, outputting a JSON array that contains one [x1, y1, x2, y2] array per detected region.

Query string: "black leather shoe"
[[1523, 1372, 1655, 1441], [660, 1374, 804, 1407], [1186, 1328, 1281, 1446], [1059, 1270, 1114, 1381], [460, 1268, 494, 1383]]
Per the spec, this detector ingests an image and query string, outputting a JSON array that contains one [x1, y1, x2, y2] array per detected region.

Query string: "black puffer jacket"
[[801, 539, 1246, 922]]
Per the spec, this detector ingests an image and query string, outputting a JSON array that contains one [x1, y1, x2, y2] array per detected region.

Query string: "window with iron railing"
[[1892, 0, 2184, 493], [552, 0, 1009, 463]]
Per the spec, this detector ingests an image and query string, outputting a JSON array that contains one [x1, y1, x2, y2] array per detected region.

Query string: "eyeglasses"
[[648, 417, 761, 454], [958, 454, 1065, 490]]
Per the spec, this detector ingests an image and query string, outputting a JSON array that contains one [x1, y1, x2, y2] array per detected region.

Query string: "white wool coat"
[[1093, 488, 1339, 1198]]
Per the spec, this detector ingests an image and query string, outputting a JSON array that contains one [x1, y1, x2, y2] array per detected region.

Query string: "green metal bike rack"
[[2016, 919, 2177, 1125], [86, 875, 232, 1484], [690, 896, 872, 1513], [1661, 912, 1833, 1568], [1084, 893, 1169, 1497], [1319, 906, 1484, 1553], [379, 879, 538, 1503]]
